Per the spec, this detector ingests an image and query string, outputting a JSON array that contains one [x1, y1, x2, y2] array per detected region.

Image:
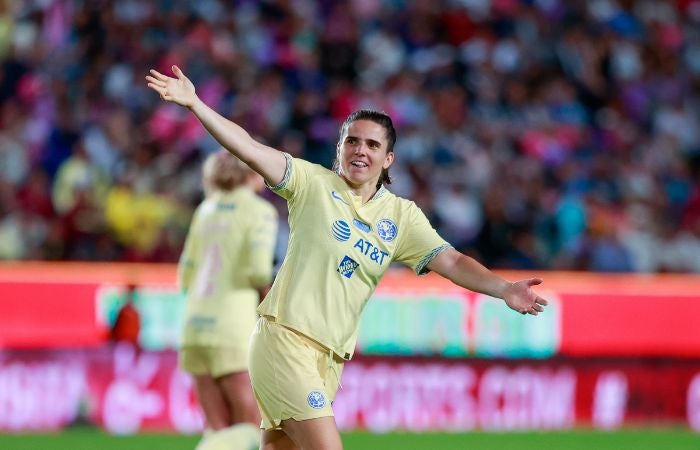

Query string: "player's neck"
[[344, 177, 378, 204]]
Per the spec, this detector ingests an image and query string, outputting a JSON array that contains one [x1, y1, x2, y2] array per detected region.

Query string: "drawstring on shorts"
[[328, 347, 343, 391]]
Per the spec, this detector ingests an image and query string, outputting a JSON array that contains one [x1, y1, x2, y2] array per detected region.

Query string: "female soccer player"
[[148, 65, 547, 450], [179, 150, 278, 449]]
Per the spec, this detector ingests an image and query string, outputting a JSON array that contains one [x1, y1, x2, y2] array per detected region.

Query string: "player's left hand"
[[145, 65, 197, 108], [503, 278, 548, 315]]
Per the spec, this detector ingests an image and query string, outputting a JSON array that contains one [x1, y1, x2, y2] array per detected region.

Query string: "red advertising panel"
[[561, 294, 700, 357], [0, 282, 104, 348], [0, 346, 699, 433], [375, 270, 700, 358], [0, 262, 177, 350], [336, 358, 700, 431], [1, 264, 700, 357]]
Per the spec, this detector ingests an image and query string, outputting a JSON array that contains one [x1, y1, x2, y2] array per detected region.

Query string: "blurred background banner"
[[1, 263, 699, 357], [2, 345, 700, 433], [1, 263, 700, 433]]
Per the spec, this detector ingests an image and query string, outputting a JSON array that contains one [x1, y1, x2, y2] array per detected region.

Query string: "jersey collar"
[[372, 185, 388, 201]]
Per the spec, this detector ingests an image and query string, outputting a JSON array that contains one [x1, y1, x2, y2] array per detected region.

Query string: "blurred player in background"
[[148, 66, 547, 450], [178, 149, 278, 450]]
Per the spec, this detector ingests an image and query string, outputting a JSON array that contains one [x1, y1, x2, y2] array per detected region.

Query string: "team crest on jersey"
[[353, 219, 371, 233], [307, 390, 326, 409], [337, 255, 359, 278], [331, 219, 351, 241], [376, 218, 398, 242]]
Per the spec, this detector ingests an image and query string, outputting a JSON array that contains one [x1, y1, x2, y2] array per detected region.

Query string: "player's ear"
[[383, 150, 394, 169]]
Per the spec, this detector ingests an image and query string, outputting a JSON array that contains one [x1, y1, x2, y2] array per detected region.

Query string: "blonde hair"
[[202, 149, 251, 192]]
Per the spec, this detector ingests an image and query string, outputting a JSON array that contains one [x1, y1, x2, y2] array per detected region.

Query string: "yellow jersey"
[[258, 154, 450, 359], [179, 186, 278, 347]]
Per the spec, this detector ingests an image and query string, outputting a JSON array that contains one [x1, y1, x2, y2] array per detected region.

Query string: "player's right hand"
[[145, 65, 196, 108]]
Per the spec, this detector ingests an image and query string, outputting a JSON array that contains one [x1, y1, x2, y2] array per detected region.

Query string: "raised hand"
[[145, 65, 197, 108], [502, 278, 548, 315]]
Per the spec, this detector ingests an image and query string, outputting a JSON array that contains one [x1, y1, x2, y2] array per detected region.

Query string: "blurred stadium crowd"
[[0, 0, 699, 272]]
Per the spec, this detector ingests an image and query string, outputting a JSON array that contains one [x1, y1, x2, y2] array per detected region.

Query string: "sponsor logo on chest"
[[330, 216, 393, 271], [353, 218, 371, 233], [331, 220, 351, 242], [337, 255, 359, 278], [353, 238, 389, 265]]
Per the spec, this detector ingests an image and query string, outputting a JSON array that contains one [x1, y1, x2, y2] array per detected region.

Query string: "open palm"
[[503, 278, 548, 315], [145, 65, 196, 108]]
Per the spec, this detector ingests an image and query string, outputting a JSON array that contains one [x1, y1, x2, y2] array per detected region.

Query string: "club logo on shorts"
[[331, 219, 351, 242], [337, 255, 359, 278], [376, 218, 398, 242], [307, 390, 326, 409]]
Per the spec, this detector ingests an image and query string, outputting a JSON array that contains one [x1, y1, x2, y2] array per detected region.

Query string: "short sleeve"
[[266, 153, 316, 202], [393, 202, 452, 275]]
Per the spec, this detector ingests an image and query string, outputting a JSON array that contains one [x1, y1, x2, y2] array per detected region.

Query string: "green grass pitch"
[[0, 428, 697, 450]]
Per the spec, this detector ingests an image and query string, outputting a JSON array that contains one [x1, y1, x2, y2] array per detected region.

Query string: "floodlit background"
[[1, 0, 699, 448]]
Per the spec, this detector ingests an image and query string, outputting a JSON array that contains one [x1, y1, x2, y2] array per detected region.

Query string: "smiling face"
[[336, 119, 395, 190]]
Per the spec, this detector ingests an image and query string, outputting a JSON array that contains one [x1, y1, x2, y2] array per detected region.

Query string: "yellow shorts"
[[180, 346, 249, 378], [248, 316, 344, 430]]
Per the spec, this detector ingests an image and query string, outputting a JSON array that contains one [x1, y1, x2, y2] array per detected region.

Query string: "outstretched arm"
[[426, 248, 548, 315], [145, 65, 287, 186]]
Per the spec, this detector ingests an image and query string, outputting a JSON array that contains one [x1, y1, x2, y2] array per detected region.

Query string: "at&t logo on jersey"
[[353, 238, 389, 265], [307, 390, 326, 409], [376, 218, 398, 242], [337, 255, 359, 278], [331, 219, 351, 241]]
